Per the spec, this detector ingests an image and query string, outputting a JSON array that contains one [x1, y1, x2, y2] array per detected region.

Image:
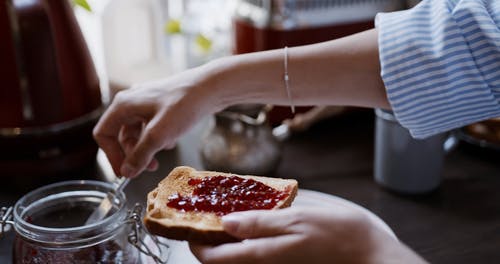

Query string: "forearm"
[[207, 28, 389, 110]]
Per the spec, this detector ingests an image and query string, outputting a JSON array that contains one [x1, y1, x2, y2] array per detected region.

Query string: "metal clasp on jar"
[[0, 206, 14, 237], [126, 203, 170, 264]]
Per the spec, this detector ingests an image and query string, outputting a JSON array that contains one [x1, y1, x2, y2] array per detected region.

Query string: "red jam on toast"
[[167, 175, 290, 215]]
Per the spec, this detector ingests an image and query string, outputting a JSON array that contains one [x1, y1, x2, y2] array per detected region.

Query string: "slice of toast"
[[144, 166, 298, 244]]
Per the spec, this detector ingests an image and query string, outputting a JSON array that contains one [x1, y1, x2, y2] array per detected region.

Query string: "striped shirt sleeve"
[[376, 0, 500, 139]]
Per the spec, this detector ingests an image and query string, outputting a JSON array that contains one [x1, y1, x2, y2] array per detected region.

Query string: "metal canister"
[[374, 109, 457, 194]]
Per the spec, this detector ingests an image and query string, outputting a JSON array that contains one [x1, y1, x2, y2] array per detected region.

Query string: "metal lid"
[[375, 108, 398, 122]]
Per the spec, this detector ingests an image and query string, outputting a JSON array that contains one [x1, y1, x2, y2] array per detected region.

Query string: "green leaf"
[[74, 0, 92, 12], [164, 19, 181, 34], [195, 33, 212, 53]]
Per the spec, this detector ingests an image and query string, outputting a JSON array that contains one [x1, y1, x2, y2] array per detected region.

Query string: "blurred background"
[[2, 0, 499, 191], [1, 1, 500, 263], [0, 0, 418, 189], [75, 0, 419, 101]]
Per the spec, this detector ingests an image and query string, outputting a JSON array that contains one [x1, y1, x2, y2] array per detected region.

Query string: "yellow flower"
[[164, 19, 181, 34], [195, 33, 212, 53]]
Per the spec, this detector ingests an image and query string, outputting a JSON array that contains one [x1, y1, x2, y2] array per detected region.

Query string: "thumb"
[[222, 209, 294, 239]]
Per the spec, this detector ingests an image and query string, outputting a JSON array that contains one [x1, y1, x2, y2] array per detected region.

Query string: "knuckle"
[[246, 223, 258, 238], [288, 209, 307, 226], [242, 214, 261, 237], [281, 209, 310, 234], [111, 91, 135, 110], [112, 90, 129, 103], [142, 127, 163, 147], [92, 129, 109, 145], [92, 126, 102, 139], [247, 244, 269, 264]]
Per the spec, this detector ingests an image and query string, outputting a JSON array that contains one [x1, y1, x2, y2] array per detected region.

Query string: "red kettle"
[[0, 0, 102, 187]]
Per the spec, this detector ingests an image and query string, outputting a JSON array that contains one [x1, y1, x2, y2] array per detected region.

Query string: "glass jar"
[[1, 180, 169, 264]]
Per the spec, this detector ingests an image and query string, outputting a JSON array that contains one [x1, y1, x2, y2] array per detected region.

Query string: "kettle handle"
[[217, 110, 268, 126], [5, 0, 35, 121], [217, 104, 293, 142], [5, 0, 64, 125]]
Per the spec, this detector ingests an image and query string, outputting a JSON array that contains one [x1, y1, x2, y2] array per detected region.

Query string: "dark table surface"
[[1, 111, 499, 263]]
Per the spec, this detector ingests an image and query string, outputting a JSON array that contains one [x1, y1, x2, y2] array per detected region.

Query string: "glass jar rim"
[[13, 180, 127, 248]]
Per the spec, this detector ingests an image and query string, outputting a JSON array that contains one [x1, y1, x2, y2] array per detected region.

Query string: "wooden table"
[[1, 111, 499, 263]]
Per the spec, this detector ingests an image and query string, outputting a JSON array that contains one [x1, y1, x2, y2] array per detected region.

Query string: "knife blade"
[[85, 177, 130, 225]]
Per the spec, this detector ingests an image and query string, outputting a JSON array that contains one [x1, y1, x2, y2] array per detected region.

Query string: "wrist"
[[202, 57, 238, 111], [202, 56, 255, 110], [183, 58, 232, 114], [202, 50, 285, 109]]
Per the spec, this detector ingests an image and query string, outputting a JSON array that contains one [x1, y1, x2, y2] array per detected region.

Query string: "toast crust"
[[144, 166, 298, 244]]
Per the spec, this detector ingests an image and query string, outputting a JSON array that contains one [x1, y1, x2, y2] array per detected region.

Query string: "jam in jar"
[[11, 181, 139, 264], [167, 175, 290, 215]]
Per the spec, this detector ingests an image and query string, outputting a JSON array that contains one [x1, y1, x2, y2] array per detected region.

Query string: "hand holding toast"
[[190, 207, 427, 264]]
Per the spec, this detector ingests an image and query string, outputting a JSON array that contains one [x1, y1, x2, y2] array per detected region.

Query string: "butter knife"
[[85, 177, 130, 225]]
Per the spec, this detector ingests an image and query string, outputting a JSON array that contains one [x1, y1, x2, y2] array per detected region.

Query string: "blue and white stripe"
[[376, 0, 500, 139]]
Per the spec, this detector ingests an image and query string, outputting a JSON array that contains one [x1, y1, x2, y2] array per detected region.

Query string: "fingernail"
[[147, 160, 159, 171], [222, 215, 241, 233], [121, 163, 137, 178]]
